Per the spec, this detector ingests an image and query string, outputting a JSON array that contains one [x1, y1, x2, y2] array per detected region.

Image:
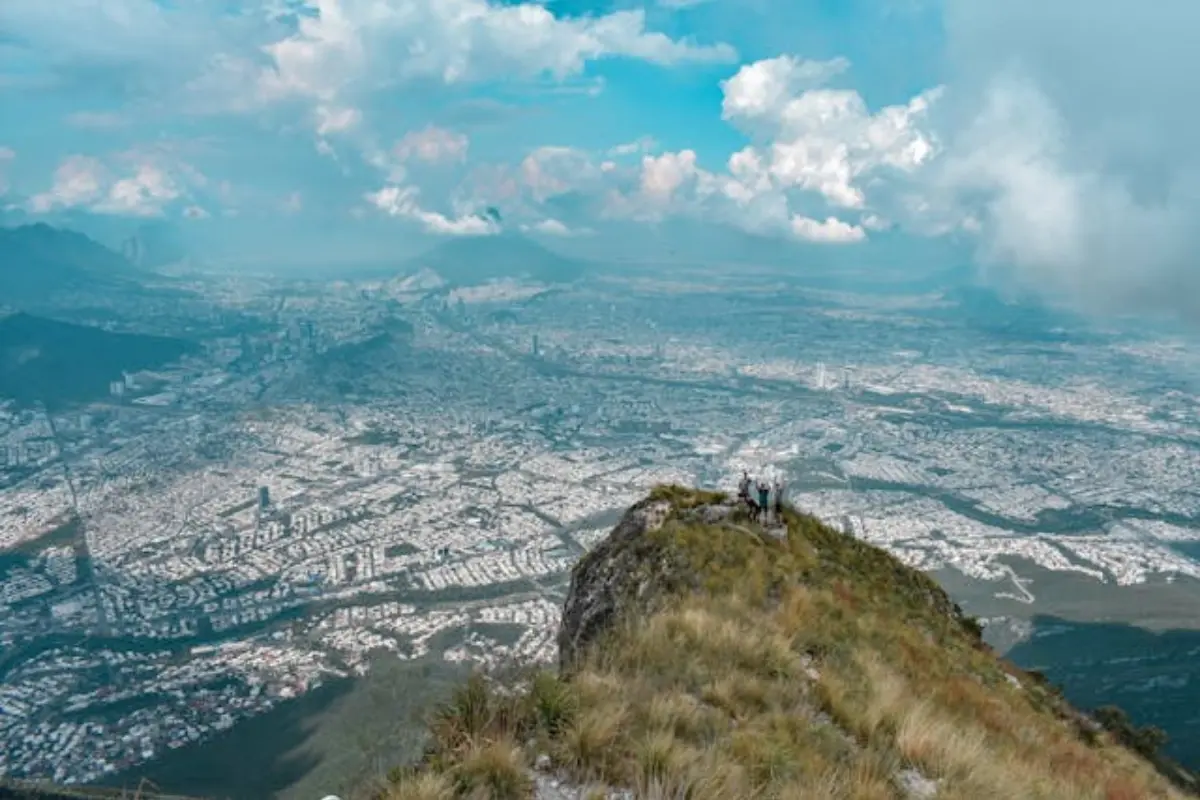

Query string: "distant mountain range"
[[0, 312, 199, 407], [0, 223, 145, 306]]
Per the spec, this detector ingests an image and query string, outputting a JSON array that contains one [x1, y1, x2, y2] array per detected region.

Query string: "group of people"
[[737, 470, 786, 525]]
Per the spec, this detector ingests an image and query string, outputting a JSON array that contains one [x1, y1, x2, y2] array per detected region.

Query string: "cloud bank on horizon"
[[0, 0, 1197, 318]]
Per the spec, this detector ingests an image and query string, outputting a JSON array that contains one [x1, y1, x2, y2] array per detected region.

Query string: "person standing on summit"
[[738, 471, 751, 505], [773, 479, 786, 521], [756, 480, 771, 523]]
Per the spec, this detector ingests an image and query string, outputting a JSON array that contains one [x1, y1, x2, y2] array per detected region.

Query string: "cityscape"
[[3, 260, 1200, 791]]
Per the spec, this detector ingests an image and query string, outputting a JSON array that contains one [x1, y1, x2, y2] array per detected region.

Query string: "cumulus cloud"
[[28, 151, 202, 217], [29, 156, 108, 213], [589, 56, 938, 244], [790, 215, 866, 243], [932, 0, 1200, 319], [253, 0, 735, 110], [314, 105, 362, 136], [394, 126, 469, 164], [95, 163, 182, 217], [720, 56, 942, 210], [520, 218, 593, 236], [365, 184, 499, 235]]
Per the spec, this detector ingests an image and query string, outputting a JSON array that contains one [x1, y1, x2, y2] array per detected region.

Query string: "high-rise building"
[[258, 486, 271, 513]]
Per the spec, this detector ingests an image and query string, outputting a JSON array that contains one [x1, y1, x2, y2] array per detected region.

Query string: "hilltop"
[[379, 486, 1199, 800], [0, 312, 199, 406], [0, 223, 141, 306]]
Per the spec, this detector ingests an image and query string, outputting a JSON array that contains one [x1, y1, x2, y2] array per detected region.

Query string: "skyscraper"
[[258, 486, 271, 513]]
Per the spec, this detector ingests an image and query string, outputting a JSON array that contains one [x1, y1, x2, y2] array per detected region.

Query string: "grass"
[[379, 485, 1195, 800]]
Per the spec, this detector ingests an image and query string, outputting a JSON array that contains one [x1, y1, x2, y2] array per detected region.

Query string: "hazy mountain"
[[0, 223, 143, 305], [0, 312, 199, 407], [396, 233, 590, 286]]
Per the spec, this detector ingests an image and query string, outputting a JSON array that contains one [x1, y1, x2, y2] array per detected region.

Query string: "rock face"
[[556, 498, 677, 672], [556, 495, 751, 672]]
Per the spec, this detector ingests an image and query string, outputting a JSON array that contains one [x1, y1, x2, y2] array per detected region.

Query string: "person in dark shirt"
[[756, 480, 771, 523], [773, 479, 785, 521]]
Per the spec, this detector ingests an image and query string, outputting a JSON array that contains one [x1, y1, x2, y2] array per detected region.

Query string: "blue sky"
[[1, 0, 1198, 318]]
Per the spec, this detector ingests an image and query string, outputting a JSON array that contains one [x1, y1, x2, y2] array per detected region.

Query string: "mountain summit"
[[0, 223, 141, 306], [383, 486, 1198, 800]]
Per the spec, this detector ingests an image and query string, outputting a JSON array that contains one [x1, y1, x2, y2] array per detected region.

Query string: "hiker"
[[773, 479, 785, 521], [756, 480, 771, 523], [737, 471, 751, 505]]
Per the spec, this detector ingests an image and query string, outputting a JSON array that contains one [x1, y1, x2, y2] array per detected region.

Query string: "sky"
[[0, 0, 1198, 318]]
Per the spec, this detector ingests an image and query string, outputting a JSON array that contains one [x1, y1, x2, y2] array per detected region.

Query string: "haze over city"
[[2, 0, 1200, 798]]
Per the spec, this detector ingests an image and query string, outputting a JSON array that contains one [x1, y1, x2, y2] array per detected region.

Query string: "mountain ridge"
[[380, 485, 1199, 800]]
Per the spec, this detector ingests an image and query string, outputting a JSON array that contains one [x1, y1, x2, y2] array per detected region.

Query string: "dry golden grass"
[[378, 487, 1194, 800], [384, 771, 455, 800]]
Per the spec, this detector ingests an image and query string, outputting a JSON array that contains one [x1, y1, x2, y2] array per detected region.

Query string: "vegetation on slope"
[[376, 486, 1196, 800]]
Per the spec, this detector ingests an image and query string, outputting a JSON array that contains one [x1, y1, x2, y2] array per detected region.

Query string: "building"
[[258, 486, 271, 513]]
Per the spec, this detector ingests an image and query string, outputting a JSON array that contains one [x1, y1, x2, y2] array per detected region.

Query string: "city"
[[3, 263, 1200, 789]]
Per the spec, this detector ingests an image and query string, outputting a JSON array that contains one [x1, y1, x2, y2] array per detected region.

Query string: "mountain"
[[396, 234, 590, 286], [380, 487, 1198, 799], [0, 223, 143, 305], [0, 312, 199, 407]]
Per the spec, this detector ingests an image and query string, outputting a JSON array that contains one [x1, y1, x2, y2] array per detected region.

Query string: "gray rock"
[[535, 752, 553, 772], [894, 767, 939, 799], [556, 499, 676, 671]]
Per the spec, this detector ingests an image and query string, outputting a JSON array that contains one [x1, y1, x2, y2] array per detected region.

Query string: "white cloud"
[[608, 136, 658, 157], [256, 0, 736, 107], [521, 218, 593, 236], [658, 0, 715, 7], [314, 105, 362, 136], [94, 164, 182, 217], [365, 184, 499, 235], [719, 55, 850, 122], [721, 56, 943, 211], [29, 156, 107, 213], [586, 55, 941, 244], [928, 0, 1200, 319], [394, 126, 469, 164], [28, 152, 201, 217], [639, 150, 698, 204], [790, 215, 865, 243]]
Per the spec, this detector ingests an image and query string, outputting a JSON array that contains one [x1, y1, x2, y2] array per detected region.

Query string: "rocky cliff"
[[378, 486, 1200, 800]]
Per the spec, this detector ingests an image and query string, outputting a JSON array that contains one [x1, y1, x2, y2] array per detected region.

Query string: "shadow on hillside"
[[98, 653, 469, 800], [100, 677, 353, 800], [1005, 614, 1200, 771]]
